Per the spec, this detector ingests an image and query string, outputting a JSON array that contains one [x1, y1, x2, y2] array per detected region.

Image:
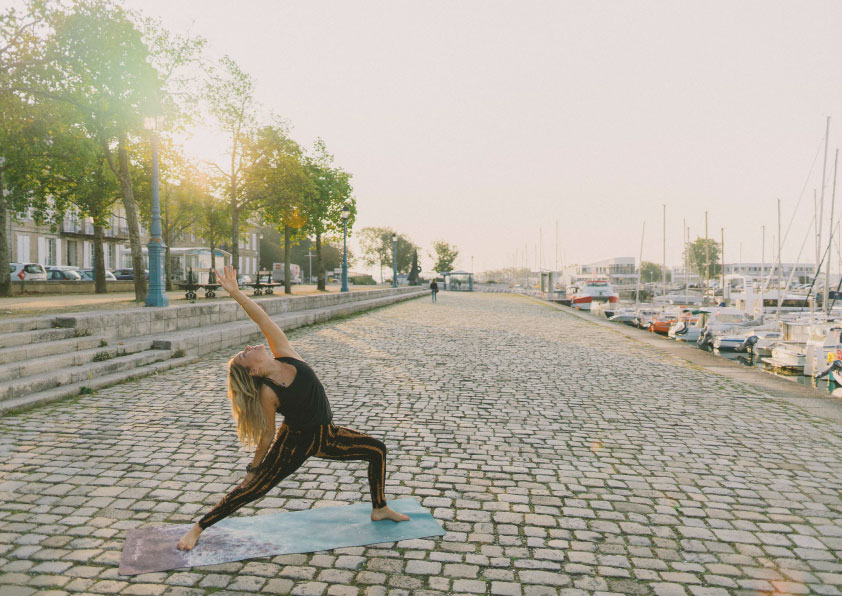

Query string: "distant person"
[[177, 265, 409, 552], [430, 280, 438, 302]]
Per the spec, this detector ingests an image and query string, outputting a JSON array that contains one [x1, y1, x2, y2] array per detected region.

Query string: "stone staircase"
[[0, 287, 426, 416], [0, 317, 195, 416]]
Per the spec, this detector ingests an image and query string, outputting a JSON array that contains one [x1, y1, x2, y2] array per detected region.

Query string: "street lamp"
[[392, 233, 397, 288], [341, 201, 349, 292], [143, 115, 168, 307]]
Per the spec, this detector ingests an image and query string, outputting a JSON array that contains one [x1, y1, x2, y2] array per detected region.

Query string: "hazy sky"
[[117, 1, 842, 272]]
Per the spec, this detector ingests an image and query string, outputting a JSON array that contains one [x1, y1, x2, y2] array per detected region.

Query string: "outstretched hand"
[[215, 265, 240, 294]]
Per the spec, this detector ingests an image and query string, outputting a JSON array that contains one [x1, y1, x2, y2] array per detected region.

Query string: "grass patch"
[[172, 348, 186, 358]]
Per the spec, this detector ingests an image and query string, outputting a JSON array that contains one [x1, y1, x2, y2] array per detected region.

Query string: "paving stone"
[[2, 294, 842, 596]]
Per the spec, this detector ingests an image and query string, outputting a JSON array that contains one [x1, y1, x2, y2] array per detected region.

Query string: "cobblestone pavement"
[[1, 292, 842, 596]]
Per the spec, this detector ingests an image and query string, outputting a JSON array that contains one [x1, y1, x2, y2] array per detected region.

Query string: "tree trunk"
[[93, 224, 107, 294], [230, 193, 239, 272], [284, 224, 291, 294], [0, 190, 10, 298], [316, 233, 325, 291], [114, 136, 147, 301]]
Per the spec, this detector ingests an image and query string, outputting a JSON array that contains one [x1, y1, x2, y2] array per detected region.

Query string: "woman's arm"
[[215, 266, 301, 359]]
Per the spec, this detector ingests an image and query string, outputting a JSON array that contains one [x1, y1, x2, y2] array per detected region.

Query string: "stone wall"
[[8, 280, 136, 295], [54, 287, 426, 340]]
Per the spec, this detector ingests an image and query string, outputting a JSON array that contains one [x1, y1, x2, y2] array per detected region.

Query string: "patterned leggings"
[[198, 423, 388, 530]]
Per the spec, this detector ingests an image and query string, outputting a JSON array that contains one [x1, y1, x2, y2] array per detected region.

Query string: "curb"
[[518, 294, 842, 426]]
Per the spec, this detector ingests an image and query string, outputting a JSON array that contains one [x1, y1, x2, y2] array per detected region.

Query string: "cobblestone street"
[[1, 292, 842, 596]]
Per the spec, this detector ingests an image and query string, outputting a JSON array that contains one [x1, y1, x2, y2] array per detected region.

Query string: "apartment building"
[[6, 205, 261, 281]]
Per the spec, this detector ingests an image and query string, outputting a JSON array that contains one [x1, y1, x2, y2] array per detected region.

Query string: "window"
[[67, 241, 79, 267], [47, 238, 57, 266]]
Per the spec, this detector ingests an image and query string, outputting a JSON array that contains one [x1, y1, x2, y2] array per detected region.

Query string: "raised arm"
[[215, 265, 301, 359]]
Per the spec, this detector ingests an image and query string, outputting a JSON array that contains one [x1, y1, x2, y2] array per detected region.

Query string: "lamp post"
[[341, 202, 349, 292], [307, 249, 314, 284], [392, 233, 397, 288], [143, 116, 168, 307]]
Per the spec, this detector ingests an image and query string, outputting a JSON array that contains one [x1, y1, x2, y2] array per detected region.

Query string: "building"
[[670, 266, 702, 287], [6, 204, 261, 282], [576, 257, 637, 287], [723, 263, 816, 285]]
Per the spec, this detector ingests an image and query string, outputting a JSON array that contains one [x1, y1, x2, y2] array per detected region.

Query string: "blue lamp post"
[[340, 201, 349, 292], [144, 116, 168, 307], [392, 233, 397, 288]]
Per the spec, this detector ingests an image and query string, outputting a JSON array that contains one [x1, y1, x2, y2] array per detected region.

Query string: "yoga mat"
[[118, 498, 445, 575]]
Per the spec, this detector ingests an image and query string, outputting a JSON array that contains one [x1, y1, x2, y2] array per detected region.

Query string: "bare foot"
[[177, 524, 203, 551], [371, 505, 410, 522]]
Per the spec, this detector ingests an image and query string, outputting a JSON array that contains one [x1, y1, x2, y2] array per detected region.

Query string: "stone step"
[[0, 348, 172, 402], [0, 335, 106, 366], [0, 327, 78, 349], [0, 354, 199, 416], [0, 338, 154, 383], [0, 316, 55, 335], [151, 290, 429, 357]]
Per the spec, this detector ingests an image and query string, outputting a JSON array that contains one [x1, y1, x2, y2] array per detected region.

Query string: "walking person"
[[177, 265, 409, 551], [429, 279, 438, 303]]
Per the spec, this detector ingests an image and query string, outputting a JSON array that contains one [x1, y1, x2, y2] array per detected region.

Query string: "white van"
[[10, 262, 48, 281]]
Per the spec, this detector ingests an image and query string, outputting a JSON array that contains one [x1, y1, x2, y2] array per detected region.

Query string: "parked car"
[[46, 267, 83, 281], [9, 262, 48, 281], [79, 269, 117, 281], [112, 268, 148, 280], [237, 274, 251, 287]]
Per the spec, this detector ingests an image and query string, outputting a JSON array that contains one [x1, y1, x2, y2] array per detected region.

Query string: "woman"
[[177, 265, 408, 551]]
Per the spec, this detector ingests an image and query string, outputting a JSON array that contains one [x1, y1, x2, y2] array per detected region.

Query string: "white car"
[[10, 262, 47, 281]]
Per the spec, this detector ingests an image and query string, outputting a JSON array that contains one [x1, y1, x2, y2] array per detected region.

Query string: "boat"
[[696, 308, 754, 348], [567, 279, 619, 311]]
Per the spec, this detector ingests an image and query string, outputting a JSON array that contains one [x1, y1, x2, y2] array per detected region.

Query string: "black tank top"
[[262, 356, 333, 429]]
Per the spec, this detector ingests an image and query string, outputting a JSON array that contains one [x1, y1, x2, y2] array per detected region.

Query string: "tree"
[[205, 55, 258, 275], [640, 261, 671, 283], [195, 196, 228, 281], [38, 1, 166, 300], [358, 227, 416, 282], [0, 0, 58, 296], [684, 238, 721, 280], [408, 249, 421, 285], [431, 240, 458, 273], [302, 139, 355, 291], [246, 125, 313, 294], [133, 140, 205, 289]]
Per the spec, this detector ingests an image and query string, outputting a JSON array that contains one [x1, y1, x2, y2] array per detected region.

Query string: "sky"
[[73, 1, 842, 273]]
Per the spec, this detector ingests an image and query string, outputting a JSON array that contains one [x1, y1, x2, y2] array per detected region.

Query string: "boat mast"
[[777, 198, 782, 319], [761, 225, 765, 316], [721, 227, 725, 305], [705, 211, 710, 304], [636, 221, 645, 307], [818, 117, 831, 301], [825, 150, 839, 313], [662, 204, 666, 308]]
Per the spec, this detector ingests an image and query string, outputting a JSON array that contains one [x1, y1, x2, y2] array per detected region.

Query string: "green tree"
[[0, 0, 59, 296], [683, 238, 721, 280], [38, 1, 166, 300], [431, 240, 458, 273], [639, 261, 671, 283], [303, 139, 355, 291], [359, 227, 416, 282], [205, 55, 258, 275], [408, 249, 421, 285], [246, 125, 313, 294], [195, 196, 229, 280], [133, 140, 205, 289]]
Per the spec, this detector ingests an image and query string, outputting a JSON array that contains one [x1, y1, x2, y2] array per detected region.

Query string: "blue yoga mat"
[[119, 498, 445, 575]]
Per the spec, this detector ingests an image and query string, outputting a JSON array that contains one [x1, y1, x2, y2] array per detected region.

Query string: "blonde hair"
[[227, 357, 270, 451]]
